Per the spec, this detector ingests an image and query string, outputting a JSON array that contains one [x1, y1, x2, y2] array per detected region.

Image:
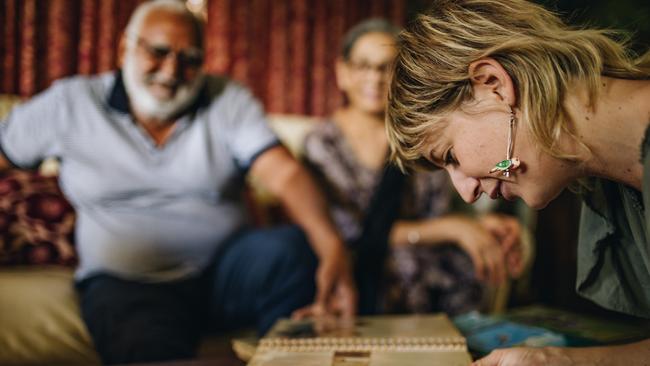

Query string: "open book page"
[[248, 314, 472, 365], [262, 314, 466, 347]]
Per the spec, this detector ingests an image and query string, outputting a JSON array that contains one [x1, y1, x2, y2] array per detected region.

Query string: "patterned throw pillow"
[[0, 170, 77, 266]]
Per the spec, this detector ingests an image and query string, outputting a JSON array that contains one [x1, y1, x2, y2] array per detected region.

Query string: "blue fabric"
[[77, 225, 317, 365]]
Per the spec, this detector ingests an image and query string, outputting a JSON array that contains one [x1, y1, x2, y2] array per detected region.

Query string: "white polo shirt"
[[0, 72, 280, 282]]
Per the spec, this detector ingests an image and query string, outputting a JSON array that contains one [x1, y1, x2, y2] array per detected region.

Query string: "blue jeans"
[[76, 225, 317, 365]]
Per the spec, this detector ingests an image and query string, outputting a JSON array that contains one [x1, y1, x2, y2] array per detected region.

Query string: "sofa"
[[0, 93, 320, 365]]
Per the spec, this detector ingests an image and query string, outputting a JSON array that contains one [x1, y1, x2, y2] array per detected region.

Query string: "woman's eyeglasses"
[[347, 60, 392, 76]]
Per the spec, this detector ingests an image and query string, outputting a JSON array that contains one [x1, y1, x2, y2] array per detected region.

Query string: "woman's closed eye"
[[444, 148, 458, 166]]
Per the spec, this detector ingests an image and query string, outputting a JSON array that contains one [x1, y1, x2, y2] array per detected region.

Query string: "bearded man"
[[0, 0, 355, 363]]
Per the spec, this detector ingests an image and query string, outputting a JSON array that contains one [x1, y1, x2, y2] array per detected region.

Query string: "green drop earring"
[[489, 107, 521, 177]]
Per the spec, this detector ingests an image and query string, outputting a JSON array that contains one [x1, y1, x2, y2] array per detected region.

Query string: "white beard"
[[122, 51, 205, 123]]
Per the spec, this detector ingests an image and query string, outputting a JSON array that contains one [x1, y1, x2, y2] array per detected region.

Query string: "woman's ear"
[[468, 58, 517, 107], [335, 57, 351, 92]]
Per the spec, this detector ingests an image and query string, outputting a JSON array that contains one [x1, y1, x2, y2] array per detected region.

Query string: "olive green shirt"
[[576, 127, 650, 318]]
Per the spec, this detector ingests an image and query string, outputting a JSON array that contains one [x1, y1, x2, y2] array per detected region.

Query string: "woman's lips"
[[488, 181, 515, 201], [489, 181, 501, 199], [500, 182, 515, 201]]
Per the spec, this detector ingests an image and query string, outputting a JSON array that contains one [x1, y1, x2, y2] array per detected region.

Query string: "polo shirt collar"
[[107, 70, 130, 113]]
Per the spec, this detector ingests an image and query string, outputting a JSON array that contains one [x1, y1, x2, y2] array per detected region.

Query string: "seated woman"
[[302, 19, 524, 316], [385, 0, 650, 364]]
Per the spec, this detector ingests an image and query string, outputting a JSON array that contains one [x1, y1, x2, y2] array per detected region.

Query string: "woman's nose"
[[448, 168, 481, 203]]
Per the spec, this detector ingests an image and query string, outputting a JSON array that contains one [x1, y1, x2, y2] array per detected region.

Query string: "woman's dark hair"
[[340, 18, 400, 60]]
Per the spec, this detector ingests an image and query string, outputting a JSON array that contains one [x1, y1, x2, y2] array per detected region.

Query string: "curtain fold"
[[47, 0, 78, 85], [288, 0, 308, 115], [1, 0, 407, 115], [309, 0, 328, 117], [2, 0, 19, 93], [18, 0, 37, 96], [78, 0, 98, 75], [204, 0, 229, 74], [97, 0, 117, 73]]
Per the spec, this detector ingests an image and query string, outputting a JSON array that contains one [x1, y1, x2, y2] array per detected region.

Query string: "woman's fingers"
[[464, 237, 506, 284]]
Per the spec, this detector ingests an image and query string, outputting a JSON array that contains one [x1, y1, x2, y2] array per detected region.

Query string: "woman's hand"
[[474, 335, 650, 366], [479, 213, 525, 278], [445, 215, 508, 285], [390, 213, 525, 284], [472, 347, 574, 366]]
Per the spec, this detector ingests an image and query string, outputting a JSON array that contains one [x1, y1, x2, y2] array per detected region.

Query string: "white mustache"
[[144, 73, 181, 88]]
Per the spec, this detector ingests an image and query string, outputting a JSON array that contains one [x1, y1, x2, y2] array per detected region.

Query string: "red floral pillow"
[[0, 170, 77, 266]]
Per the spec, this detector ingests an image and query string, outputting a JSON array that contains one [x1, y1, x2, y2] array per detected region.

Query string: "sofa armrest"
[[0, 266, 100, 365]]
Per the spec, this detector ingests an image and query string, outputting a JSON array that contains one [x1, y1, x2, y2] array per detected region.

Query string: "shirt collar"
[[107, 70, 130, 114]]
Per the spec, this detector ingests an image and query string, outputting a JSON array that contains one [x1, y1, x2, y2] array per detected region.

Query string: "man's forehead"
[[139, 9, 200, 46]]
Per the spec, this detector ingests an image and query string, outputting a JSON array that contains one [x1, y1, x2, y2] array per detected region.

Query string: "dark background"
[[406, 0, 650, 51]]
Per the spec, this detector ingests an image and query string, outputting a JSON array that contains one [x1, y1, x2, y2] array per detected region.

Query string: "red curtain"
[[0, 0, 406, 116], [205, 0, 407, 116], [1, 0, 145, 97]]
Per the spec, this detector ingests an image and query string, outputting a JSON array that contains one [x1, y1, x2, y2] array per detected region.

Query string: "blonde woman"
[[386, 0, 650, 364]]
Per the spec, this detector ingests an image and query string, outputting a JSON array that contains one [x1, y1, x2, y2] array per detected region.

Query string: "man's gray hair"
[[340, 18, 400, 60], [125, 0, 204, 48]]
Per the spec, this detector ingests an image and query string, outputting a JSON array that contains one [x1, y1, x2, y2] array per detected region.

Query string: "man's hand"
[[292, 246, 357, 319]]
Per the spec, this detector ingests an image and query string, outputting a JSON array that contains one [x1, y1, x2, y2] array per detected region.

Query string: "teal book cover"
[[454, 306, 650, 355], [453, 312, 566, 355], [504, 305, 650, 345]]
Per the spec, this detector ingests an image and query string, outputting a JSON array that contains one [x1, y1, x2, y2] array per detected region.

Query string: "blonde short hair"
[[387, 0, 650, 171]]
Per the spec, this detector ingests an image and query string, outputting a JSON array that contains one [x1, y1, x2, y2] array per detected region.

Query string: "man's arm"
[[249, 145, 357, 317]]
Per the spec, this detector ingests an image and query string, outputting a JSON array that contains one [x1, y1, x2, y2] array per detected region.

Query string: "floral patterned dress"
[[303, 121, 483, 315]]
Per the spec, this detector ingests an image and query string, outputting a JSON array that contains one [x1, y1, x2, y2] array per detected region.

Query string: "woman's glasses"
[[347, 60, 392, 77]]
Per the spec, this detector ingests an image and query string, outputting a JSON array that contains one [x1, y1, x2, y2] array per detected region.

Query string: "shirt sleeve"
[[0, 81, 69, 169], [216, 82, 280, 170]]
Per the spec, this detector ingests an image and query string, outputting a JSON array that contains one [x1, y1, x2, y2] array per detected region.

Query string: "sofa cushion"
[[0, 170, 77, 266], [0, 94, 22, 120], [0, 266, 100, 365]]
